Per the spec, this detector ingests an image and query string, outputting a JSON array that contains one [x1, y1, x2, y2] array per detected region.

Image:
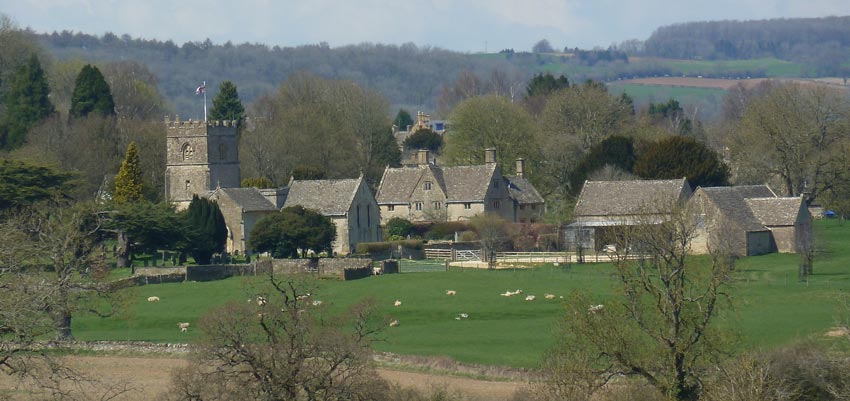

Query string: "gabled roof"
[[504, 175, 544, 205], [574, 178, 690, 217], [214, 187, 277, 212], [283, 176, 362, 216], [728, 184, 776, 198], [745, 197, 805, 227], [376, 163, 498, 204], [696, 186, 771, 232]]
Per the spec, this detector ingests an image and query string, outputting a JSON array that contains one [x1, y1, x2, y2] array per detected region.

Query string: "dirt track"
[[0, 355, 524, 400]]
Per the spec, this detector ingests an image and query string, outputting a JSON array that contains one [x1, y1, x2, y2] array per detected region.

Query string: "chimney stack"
[[516, 158, 525, 178], [484, 148, 497, 164], [417, 149, 430, 165]]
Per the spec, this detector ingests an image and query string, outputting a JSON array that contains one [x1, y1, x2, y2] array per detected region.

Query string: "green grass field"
[[607, 83, 726, 108], [73, 220, 850, 368]]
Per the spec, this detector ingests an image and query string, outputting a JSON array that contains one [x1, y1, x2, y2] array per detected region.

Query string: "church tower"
[[164, 117, 241, 210]]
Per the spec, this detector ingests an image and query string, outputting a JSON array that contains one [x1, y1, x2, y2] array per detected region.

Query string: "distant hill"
[[643, 16, 850, 76]]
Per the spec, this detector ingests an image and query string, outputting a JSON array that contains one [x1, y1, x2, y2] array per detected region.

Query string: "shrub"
[[385, 217, 414, 238], [426, 221, 470, 240]]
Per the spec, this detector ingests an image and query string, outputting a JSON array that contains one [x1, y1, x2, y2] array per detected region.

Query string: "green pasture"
[[607, 83, 725, 107], [657, 57, 804, 77], [74, 220, 850, 368]]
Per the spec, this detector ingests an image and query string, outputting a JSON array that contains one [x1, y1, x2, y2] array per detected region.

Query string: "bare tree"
[[169, 275, 386, 401], [541, 202, 734, 400]]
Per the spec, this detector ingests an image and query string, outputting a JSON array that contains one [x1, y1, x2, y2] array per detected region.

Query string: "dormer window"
[[424, 181, 432, 190]]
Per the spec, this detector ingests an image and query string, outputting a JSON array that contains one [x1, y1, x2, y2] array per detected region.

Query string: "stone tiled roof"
[[504, 175, 544, 205], [440, 164, 496, 202], [698, 187, 770, 232], [745, 197, 804, 227], [217, 188, 277, 212], [377, 163, 498, 204], [574, 178, 690, 217], [283, 177, 361, 216], [728, 185, 776, 199]]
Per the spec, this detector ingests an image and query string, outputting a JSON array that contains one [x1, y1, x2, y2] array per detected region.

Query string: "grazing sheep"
[[393, 300, 402, 307], [296, 293, 311, 301], [500, 291, 513, 297], [389, 319, 400, 327], [373, 267, 383, 275], [544, 294, 556, 300], [588, 304, 604, 314], [311, 300, 323, 306], [446, 290, 456, 296], [525, 295, 536, 301], [458, 313, 469, 319], [147, 296, 160, 302], [257, 296, 267, 306], [178, 322, 190, 332]]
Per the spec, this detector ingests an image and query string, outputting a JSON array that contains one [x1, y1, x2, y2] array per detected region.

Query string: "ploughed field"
[[74, 220, 850, 368]]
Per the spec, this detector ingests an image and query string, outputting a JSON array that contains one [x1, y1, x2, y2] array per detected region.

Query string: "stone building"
[[376, 148, 542, 224], [164, 117, 240, 210], [281, 175, 381, 255], [208, 187, 278, 255]]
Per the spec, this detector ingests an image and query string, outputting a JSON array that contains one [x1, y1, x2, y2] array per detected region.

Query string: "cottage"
[[208, 187, 278, 255], [566, 178, 692, 251], [282, 175, 381, 255], [376, 148, 543, 223]]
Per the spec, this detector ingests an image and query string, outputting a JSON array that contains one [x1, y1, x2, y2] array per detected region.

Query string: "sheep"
[[393, 300, 402, 307], [445, 290, 456, 296], [458, 313, 469, 319], [296, 293, 311, 301], [500, 291, 513, 297], [372, 266, 383, 275], [257, 296, 267, 306], [311, 300, 323, 306], [147, 296, 160, 302], [389, 319, 400, 327], [178, 322, 190, 332], [525, 295, 536, 301], [588, 304, 604, 314], [544, 294, 556, 300]]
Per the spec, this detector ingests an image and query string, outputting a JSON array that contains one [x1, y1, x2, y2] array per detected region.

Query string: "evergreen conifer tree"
[[70, 64, 115, 118], [185, 195, 227, 265], [2, 55, 54, 149], [209, 81, 245, 123], [113, 141, 144, 203]]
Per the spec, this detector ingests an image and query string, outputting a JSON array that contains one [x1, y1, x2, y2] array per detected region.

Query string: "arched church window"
[[219, 143, 227, 160], [181, 143, 194, 161]]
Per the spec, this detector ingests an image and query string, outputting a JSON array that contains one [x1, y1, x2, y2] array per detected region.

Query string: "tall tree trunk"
[[116, 230, 130, 268], [53, 287, 73, 340]]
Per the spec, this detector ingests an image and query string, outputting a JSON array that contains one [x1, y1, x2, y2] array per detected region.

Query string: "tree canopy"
[[634, 136, 729, 188], [2, 55, 54, 149], [526, 73, 570, 98], [0, 160, 76, 211], [250, 205, 336, 258], [569, 135, 637, 194], [113, 141, 143, 204], [184, 195, 227, 265], [393, 108, 413, 130], [70, 64, 115, 118], [209, 80, 245, 123], [402, 128, 443, 152]]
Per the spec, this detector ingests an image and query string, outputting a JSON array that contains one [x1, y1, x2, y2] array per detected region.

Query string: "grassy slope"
[[73, 220, 850, 368]]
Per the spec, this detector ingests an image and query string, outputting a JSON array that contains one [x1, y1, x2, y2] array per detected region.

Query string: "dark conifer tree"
[[209, 81, 245, 123], [70, 64, 115, 118], [2, 55, 54, 149], [185, 195, 227, 265]]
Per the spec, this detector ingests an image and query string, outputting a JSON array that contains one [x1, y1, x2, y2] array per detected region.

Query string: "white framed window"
[[433, 201, 441, 210], [493, 200, 500, 209], [464, 203, 471, 209], [415, 202, 423, 211], [387, 205, 395, 211], [424, 181, 432, 190]]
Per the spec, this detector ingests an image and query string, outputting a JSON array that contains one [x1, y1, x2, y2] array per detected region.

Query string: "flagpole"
[[203, 80, 207, 122]]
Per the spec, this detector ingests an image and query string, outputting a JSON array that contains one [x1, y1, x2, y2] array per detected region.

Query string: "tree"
[[0, 160, 75, 211], [532, 39, 554, 53], [402, 128, 443, 152], [250, 205, 336, 258], [385, 217, 414, 238], [542, 203, 734, 400], [648, 98, 692, 135], [241, 177, 274, 188], [170, 276, 385, 400], [634, 136, 730, 188], [469, 213, 509, 269], [569, 135, 637, 195], [526, 73, 570, 98], [443, 94, 539, 176], [106, 201, 185, 268], [184, 195, 227, 265], [393, 108, 413, 130], [209, 80, 245, 123], [2, 55, 54, 149], [113, 141, 144, 204], [732, 83, 850, 198], [70, 64, 115, 118]]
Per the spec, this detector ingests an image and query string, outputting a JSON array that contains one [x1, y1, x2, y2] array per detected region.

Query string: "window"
[[185, 180, 191, 195], [181, 143, 194, 161], [387, 205, 395, 211], [433, 201, 441, 210], [531, 204, 537, 210], [367, 207, 371, 227], [415, 202, 423, 211], [493, 200, 500, 209], [464, 203, 471, 209], [424, 181, 432, 190], [356, 205, 361, 228], [219, 143, 227, 160]]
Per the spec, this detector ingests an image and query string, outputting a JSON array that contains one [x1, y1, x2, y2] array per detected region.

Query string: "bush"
[[385, 217, 414, 238], [425, 221, 470, 240]]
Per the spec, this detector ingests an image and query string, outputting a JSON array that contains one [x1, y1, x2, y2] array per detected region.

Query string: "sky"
[[3, 0, 850, 52]]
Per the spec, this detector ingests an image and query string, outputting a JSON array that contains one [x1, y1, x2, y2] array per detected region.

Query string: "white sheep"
[[373, 266, 383, 275], [389, 319, 400, 327], [525, 295, 536, 301], [588, 304, 604, 314], [257, 296, 267, 306], [446, 290, 456, 296], [544, 294, 556, 300], [178, 322, 190, 332], [312, 300, 323, 306], [296, 293, 311, 301], [458, 313, 469, 319], [500, 291, 513, 297], [147, 296, 160, 302], [393, 300, 402, 307]]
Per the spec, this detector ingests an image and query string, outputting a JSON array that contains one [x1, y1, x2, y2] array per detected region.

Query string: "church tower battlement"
[[164, 116, 241, 210]]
